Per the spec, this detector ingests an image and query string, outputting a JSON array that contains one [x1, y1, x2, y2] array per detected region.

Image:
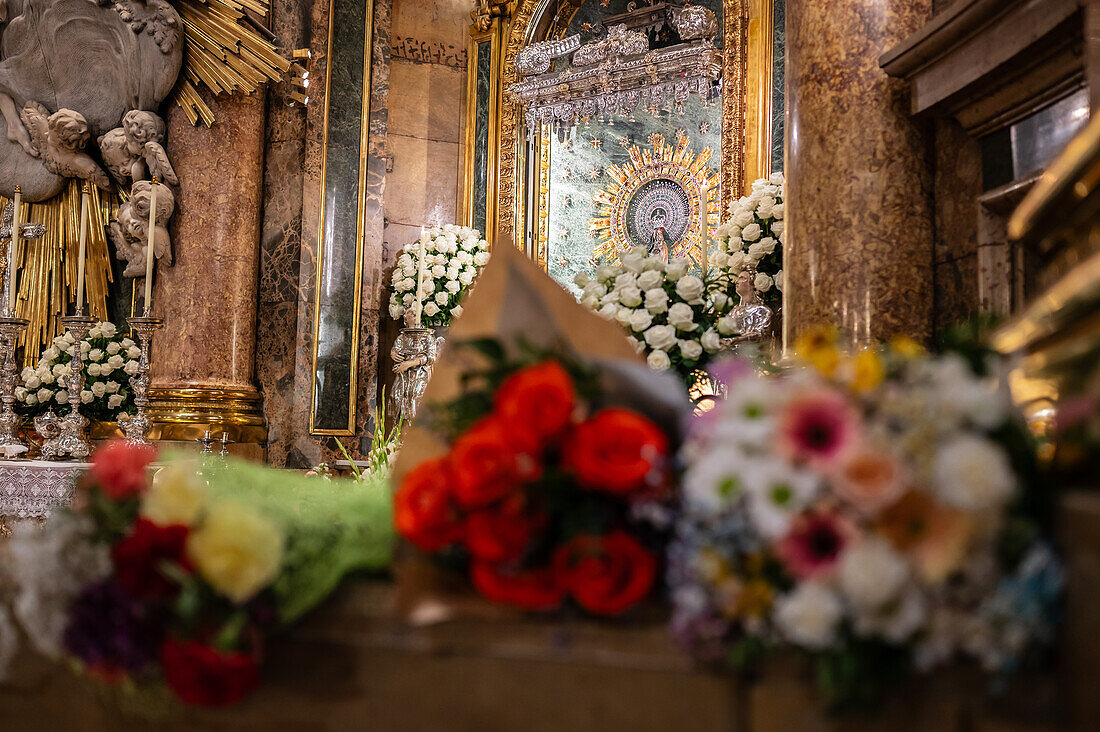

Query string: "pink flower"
[[832, 448, 906, 515], [776, 510, 858, 579], [777, 388, 861, 468]]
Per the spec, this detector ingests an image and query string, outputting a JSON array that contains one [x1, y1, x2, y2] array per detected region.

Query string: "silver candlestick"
[[0, 315, 28, 452], [40, 315, 96, 460], [119, 316, 163, 445]]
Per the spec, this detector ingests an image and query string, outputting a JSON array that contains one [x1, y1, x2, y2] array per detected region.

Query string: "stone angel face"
[[107, 201, 147, 278], [99, 109, 178, 186], [128, 179, 175, 265], [19, 103, 110, 189]]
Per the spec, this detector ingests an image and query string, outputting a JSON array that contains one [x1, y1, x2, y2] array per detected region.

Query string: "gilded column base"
[[137, 386, 268, 444]]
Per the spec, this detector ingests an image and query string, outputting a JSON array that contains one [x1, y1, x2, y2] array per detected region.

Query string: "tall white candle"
[[76, 183, 90, 315], [144, 179, 158, 315], [699, 178, 709, 273], [415, 227, 426, 327], [8, 186, 21, 313]]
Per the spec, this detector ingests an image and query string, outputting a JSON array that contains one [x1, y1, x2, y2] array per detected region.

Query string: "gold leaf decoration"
[[169, 0, 292, 126]]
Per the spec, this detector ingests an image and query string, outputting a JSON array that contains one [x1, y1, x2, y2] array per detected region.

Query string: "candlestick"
[[76, 183, 90, 315], [699, 178, 709, 273], [8, 186, 20, 314], [415, 227, 427, 327], [144, 178, 158, 315], [39, 315, 96, 460], [119, 315, 164, 445], [0, 315, 29, 453]]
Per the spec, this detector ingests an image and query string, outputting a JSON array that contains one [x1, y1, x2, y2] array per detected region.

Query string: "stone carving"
[[514, 35, 582, 77], [19, 103, 111, 188], [0, 0, 183, 201], [108, 180, 173, 277], [99, 110, 178, 186], [671, 5, 718, 42]]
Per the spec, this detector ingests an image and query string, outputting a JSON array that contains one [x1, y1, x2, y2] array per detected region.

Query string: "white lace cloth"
[[0, 460, 86, 518]]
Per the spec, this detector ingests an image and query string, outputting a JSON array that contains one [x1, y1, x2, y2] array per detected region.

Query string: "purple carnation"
[[63, 581, 163, 675]]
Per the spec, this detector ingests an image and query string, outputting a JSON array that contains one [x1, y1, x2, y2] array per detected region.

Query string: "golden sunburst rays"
[[170, 0, 294, 126], [588, 131, 719, 265], [3, 181, 120, 366]]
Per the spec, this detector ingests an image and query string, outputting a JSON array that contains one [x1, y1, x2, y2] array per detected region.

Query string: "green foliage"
[[813, 637, 912, 714]]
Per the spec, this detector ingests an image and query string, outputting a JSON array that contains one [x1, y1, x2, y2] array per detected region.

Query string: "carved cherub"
[[129, 179, 174, 265], [107, 201, 147, 277], [19, 103, 110, 188], [98, 110, 178, 186]]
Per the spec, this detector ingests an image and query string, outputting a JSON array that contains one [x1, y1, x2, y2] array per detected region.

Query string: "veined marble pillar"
[[784, 0, 934, 345], [149, 92, 267, 448]]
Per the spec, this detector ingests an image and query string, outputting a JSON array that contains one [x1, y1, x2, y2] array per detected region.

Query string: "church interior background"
[[1, 0, 1100, 728]]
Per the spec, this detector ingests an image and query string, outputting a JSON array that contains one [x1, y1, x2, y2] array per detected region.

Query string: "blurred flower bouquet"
[[713, 173, 784, 310], [669, 329, 1061, 711], [16, 322, 138, 422], [395, 341, 674, 616], [388, 225, 491, 328], [1, 442, 393, 707], [577, 246, 727, 383]]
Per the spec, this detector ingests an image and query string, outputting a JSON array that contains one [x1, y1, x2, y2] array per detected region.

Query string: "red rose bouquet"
[[395, 343, 678, 616], [1, 441, 393, 708]]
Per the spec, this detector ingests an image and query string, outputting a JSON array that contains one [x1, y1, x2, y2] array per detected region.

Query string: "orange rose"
[[451, 417, 529, 508], [553, 532, 656, 616], [394, 457, 463, 552], [563, 408, 667, 494], [495, 360, 577, 447], [470, 562, 564, 611]]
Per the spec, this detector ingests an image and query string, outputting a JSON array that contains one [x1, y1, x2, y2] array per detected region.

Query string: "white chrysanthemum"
[[775, 581, 843, 650], [853, 589, 928, 643], [683, 449, 744, 515], [933, 434, 1016, 511], [742, 460, 819, 539]]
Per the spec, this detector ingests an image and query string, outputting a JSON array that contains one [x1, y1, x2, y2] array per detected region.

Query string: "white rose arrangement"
[[388, 224, 490, 329], [16, 321, 138, 423], [713, 172, 784, 309], [576, 246, 723, 382]]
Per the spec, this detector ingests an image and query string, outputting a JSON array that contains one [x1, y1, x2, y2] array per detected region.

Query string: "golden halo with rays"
[[588, 131, 719, 265]]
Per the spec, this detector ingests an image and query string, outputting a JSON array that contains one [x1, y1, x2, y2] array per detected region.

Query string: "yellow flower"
[[850, 348, 885, 393], [890, 335, 924, 359], [736, 579, 774, 618], [186, 500, 284, 604], [141, 462, 206, 527], [795, 325, 841, 377]]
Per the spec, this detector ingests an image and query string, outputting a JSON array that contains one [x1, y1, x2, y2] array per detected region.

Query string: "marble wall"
[[931, 118, 983, 331]]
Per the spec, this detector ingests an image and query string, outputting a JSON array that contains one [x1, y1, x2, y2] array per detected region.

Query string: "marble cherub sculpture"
[[720, 265, 774, 347], [99, 109, 178, 186], [19, 103, 110, 189], [108, 180, 174, 277]]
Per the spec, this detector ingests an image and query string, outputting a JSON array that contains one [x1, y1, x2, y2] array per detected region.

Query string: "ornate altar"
[[463, 0, 784, 294]]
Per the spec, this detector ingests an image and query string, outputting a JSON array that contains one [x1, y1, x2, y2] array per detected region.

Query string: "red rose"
[[562, 408, 668, 495], [87, 440, 156, 501], [112, 519, 191, 600], [464, 492, 547, 563], [494, 360, 576, 447], [395, 457, 463, 552], [451, 417, 531, 508], [553, 532, 656, 616], [160, 638, 260, 707], [470, 562, 564, 611]]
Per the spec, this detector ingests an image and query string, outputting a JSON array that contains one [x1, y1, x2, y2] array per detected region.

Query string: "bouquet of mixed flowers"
[[713, 173, 784, 310], [576, 246, 728, 383], [394, 340, 675, 616], [669, 328, 1061, 710], [0, 442, 393, 707], [16, 322, 138, 422], [388, 225, 491, 328]]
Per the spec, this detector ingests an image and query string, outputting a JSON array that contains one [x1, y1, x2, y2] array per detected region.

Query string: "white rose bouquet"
[[669, 330, 1061, 711], [713, 172, 784, 310], [17, 321, 138, 422], [576, 246, 724, 383], [388, 224, 490, 329]]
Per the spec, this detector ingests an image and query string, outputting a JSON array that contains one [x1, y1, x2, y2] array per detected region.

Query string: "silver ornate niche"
[[508, 1, 721, 137]]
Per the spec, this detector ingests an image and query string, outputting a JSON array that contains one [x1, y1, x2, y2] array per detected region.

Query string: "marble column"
[[149, 92, 267, 449], [784, 0, 934, 345]]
